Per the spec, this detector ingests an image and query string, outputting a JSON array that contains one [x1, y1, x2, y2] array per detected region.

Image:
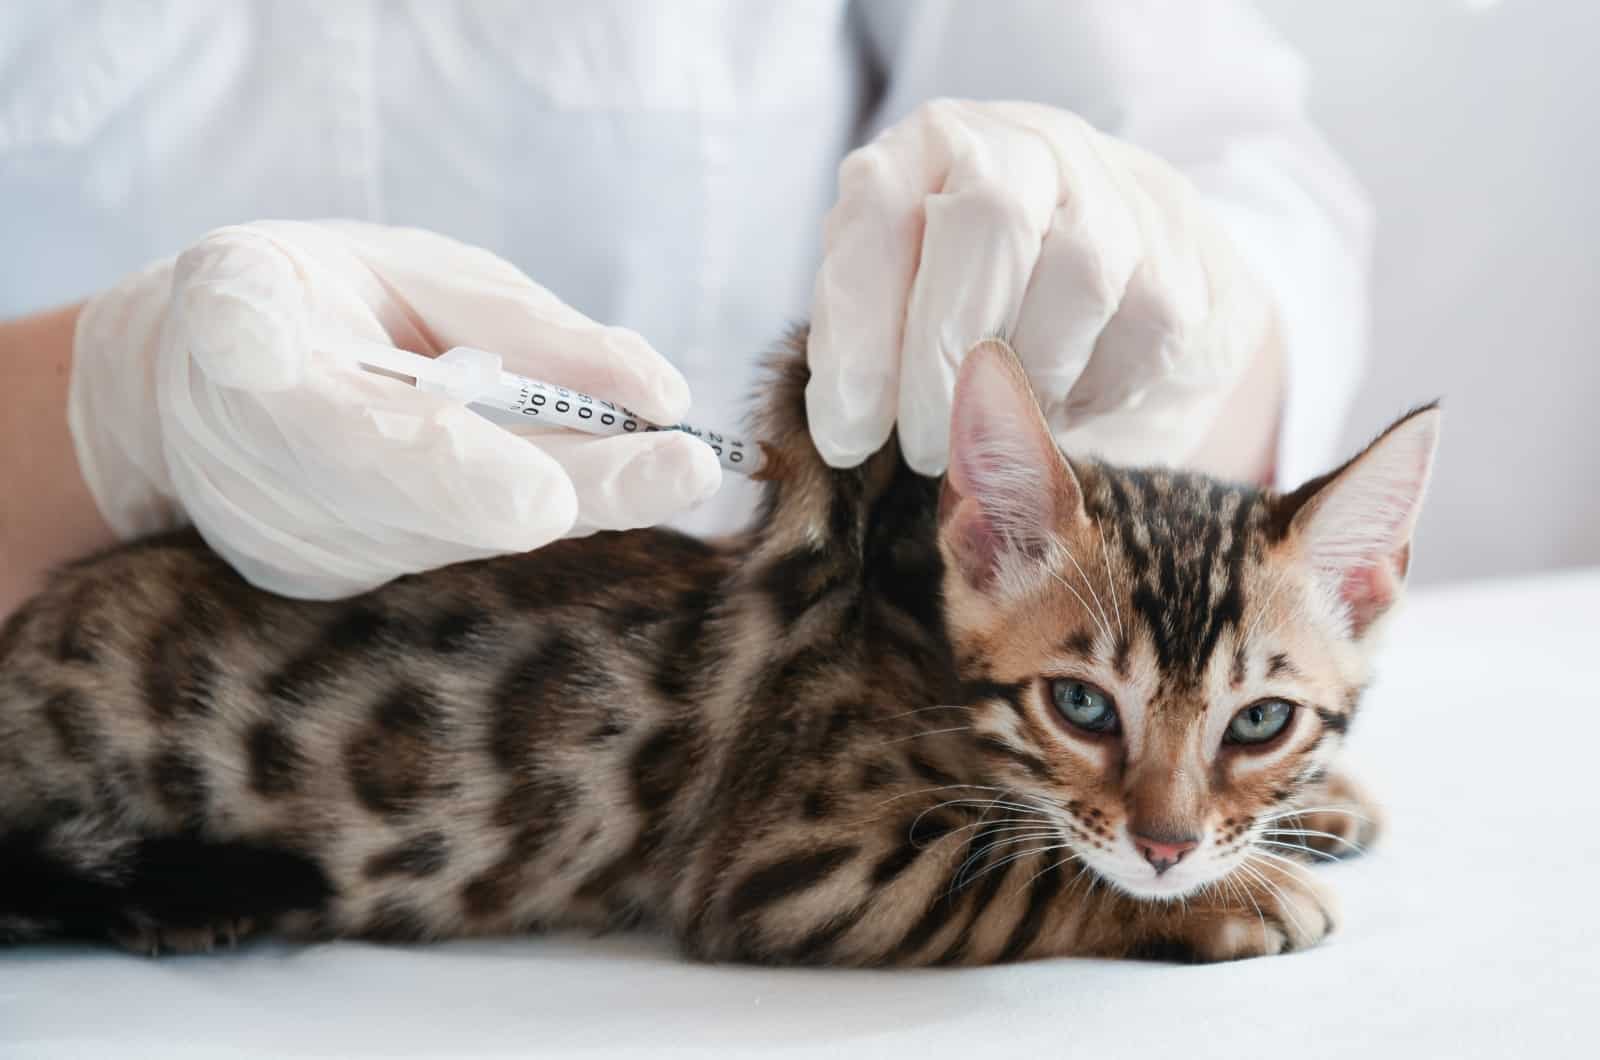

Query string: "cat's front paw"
[[1284, 770, 1384, 860], [1132, 865, 1337, 963], [1206, 879, 1335, 960]]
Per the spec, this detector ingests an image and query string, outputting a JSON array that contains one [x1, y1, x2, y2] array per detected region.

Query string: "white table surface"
[[4, 570, 1598, 1059]]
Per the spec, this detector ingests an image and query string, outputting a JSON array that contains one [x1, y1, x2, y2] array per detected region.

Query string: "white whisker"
[[958, 837, 1071, 893], [1094, 517, 1124, 642], [954, 834, 1056, 883], [1020, 850, 1084, 890], [996, 843, 1077, 895], [1225, 867, 1268, 942], [1240, 857, 1311, 941], [877, 704, 974, 723], [926, 817, 1051, 844], [955, 826, 1060, 854], [1060, 863, 1097, 904], [870, 784, 1017, 816], [1047, 567, 1111, 645], [1261, 827, 1363, 853], [910, 797, 1054, 819], [1255, 805, 1372, 825], [952, 834, 1063, 893], [1242, 562, 1295, 647], [1247, 847, 1320, 881], [1057, 543, 1114, 647], [875, 725, 972, 746], [891, 802, 1047, 843], [1256, 838, 1341, 863]]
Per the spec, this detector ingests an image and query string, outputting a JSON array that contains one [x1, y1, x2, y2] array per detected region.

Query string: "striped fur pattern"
[[0, 331, 1436, 964]]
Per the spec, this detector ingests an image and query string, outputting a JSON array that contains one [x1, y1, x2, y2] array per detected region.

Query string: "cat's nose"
[[1131, 831, 1200, 874]]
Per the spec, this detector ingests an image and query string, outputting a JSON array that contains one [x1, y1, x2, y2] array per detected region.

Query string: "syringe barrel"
[[477, 370, 764, 474], [478, 373, 642, 437], [345, 342, 763, 475]]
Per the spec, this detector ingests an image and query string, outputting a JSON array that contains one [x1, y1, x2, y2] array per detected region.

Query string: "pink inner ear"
[[1339, 561, 1401, 638], [944, 495, 1006, 589], [1294, 406, 1440, 637], [941, 339, 1087, 591]]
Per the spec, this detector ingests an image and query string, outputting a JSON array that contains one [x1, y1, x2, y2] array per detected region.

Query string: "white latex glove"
[[808, 99, 1275, 474], [70, 220, 721, 599]]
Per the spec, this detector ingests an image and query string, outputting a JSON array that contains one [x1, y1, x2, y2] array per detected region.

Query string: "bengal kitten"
[[0, 334, 1439, 964]]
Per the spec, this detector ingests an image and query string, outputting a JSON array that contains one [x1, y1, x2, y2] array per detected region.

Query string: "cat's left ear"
[[1275, 403, 1442, 637], [939, 339, 1087, 595]]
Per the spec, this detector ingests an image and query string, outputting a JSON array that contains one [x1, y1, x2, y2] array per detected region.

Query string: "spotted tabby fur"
[[0, 333, 1438, 963]]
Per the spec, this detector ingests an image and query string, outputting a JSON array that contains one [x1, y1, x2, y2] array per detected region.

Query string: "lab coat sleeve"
[[850, 0, 1374, 486]]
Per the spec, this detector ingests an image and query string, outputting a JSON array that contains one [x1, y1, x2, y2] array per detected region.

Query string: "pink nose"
[[1132, 832, 1200, 875]]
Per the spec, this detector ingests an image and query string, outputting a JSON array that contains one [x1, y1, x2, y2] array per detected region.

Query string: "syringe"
[[340, 343, 765, 476]]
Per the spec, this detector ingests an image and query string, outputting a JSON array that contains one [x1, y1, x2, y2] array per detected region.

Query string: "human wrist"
[[0, 302, 117, 619]]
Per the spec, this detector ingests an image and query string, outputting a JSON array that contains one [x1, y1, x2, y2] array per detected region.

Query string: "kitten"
[[0, 333, 1438, 964]]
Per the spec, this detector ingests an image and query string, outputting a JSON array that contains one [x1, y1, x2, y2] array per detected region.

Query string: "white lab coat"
[[0, 0, 1370, 534]]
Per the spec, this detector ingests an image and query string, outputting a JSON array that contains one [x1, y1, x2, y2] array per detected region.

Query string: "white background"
[[1258, 0, 1600, 585]]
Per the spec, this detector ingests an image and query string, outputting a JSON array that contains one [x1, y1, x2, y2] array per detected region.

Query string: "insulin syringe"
[[343, 343, 764, 476]]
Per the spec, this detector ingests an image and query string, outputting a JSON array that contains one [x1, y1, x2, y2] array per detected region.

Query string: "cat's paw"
[[1210, 871, 1337, 959], [1136, 867, 1338, 963], [110, 914, 256, 957], [1288, 771, 1384, 860]]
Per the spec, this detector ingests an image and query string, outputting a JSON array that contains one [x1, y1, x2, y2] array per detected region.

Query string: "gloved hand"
[[70, 220, 721, 599], [808, 99, 1275, 474]]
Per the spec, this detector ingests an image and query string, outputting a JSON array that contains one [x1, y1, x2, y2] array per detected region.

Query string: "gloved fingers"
[[894, 108, 1060, 475], [178, 385, 563, 599], [493, 317, 691, 428], [1053, 374, 1232, 470], [310, 370, 581, 549], [1064, 136, 1270, 422], [163, 434, 473, 600], [169, 226, 317, 392], [325, 224, 692, 425], [1115, 141, 1274, 387], [519, 429, 723, 534], [807, 101, 970, 469], [184, 364, 581, 560], [1008, 120, 1144, 431]]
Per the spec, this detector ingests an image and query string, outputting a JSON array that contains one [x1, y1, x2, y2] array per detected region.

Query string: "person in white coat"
[[0, 1, 1370, 616]]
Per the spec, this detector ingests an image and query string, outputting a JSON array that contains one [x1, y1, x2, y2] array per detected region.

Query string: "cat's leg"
[[678, 787, 1338, 967], [1276, 769, 1384, 861], [1080, 856, 1339, 963], [110, 914, 258, 956], [0, 819, 332, 954], [106, 833, 333, 955]]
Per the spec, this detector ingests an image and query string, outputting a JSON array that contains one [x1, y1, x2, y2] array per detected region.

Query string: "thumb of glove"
[[169, 226, 312, 393]]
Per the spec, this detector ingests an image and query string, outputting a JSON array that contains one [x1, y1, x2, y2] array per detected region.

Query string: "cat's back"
[[1, 524, 736, 683], [0, 525, 736, 837]]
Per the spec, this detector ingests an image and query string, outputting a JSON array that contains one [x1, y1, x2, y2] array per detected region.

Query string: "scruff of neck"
[[732, 328, 963, 706]]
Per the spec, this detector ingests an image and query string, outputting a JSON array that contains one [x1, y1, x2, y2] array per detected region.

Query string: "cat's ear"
[[1275, 403, 1441, 637], [939, 339, 1086, 594]]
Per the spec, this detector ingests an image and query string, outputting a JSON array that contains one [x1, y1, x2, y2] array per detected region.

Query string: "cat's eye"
[[1050, 679, 1119, 735], [1225, 700, 1295, 745]]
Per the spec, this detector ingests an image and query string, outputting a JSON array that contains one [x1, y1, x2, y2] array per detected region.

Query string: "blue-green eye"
[[1051, 680, 1118, 734], [1226, 700, 1295, 745]]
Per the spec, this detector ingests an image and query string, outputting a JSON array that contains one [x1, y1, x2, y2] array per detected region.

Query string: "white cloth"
[[1, 0, 1368, 542], [4, 570, 1596, 1058]]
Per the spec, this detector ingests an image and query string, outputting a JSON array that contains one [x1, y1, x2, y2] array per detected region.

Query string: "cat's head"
[[938, 340, 1439, 900]]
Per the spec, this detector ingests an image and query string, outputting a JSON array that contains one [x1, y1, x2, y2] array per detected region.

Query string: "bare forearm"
[[1187, 313, 1287, 486], [0, 303, 115, 621]]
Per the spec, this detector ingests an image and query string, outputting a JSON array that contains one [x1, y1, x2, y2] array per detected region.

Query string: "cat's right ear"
[[1274, 403, 1441, 637], [939, 339, 1086, 594]]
